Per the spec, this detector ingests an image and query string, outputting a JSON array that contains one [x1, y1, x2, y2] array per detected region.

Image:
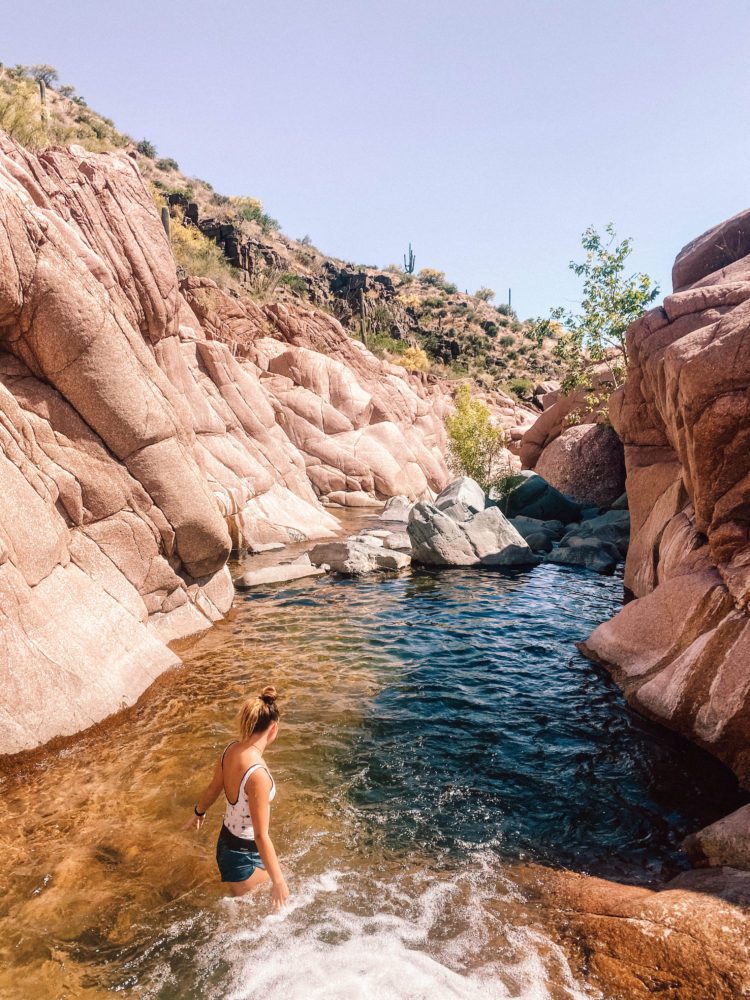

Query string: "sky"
[[4, 0, 750, 318]]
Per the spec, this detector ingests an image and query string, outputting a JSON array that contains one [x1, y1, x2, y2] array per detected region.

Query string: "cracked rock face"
[[581, 210, 750, 787], [0, 135, 457, 754]]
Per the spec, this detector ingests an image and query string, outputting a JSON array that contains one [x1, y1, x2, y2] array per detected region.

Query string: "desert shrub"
[[444, 384, 512, 494], [137, 138, 157, 158], [475, 287, 495, 302], [418, 268, 446, 286], [442, 281, 458, 294], [169, 212, 236, 286], [0, 81, 48, 147], [366, 331, 408, 357], [505, 377, 533, 400], [58, 84, 76, 98], [393, 345, 430, 372], [278, 272, 308, 295], [499, 334, 515, 348], [230, 196, 279, 233], [72, 95, 87, 106], [157, 157, 179, 171]]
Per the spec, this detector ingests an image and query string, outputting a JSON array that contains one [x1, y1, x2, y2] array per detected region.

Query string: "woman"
[[189, 686, 290, 910]]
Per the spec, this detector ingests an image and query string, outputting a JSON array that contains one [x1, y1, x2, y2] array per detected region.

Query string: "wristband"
[[194, 804, 206, 817]]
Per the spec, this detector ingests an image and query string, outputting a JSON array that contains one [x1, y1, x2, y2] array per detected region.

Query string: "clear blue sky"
[[5, 1, 750, 317]]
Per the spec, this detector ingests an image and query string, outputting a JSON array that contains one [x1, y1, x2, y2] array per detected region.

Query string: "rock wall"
[[0, 135, 458, 754], [581, 208, 750, 786]]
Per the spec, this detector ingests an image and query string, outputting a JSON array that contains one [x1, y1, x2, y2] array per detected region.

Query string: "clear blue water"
[[263, 561, 744, 881]]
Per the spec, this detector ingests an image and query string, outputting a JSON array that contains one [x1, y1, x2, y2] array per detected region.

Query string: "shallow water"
[[0, 526, 744, 999]]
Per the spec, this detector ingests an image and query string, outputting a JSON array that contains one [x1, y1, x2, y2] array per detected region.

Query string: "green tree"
[[30, 64, 58, 87], [444, 384, 512, 494], [533, 223, 659, 391]]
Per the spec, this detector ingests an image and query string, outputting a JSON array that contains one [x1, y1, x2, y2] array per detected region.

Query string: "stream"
[[0, 514, 744, 999]]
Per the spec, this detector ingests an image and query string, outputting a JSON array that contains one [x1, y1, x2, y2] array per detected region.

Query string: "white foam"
[[200, 863, 594, 1000]]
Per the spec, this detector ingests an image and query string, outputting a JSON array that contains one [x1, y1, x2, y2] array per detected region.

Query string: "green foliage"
[[231, 196, 279, 233], [444, 384, 512, 494], [532, 223, 659, 391], [505, 376, 533, 400], [393, 345, 429, 372], [278, 272, 308, 295], [156, 157, 179, 171], [30, 64, 58, 86], [475, 286, 495, 302], [418, 268, 446, 286], [137, 138, 157, 158]]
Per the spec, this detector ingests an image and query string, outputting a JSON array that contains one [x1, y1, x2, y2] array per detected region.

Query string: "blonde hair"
[[238, 686, 279, 739]]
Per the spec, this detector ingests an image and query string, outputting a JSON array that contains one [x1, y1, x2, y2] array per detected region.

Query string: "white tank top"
[[222, 746, 276, 840]]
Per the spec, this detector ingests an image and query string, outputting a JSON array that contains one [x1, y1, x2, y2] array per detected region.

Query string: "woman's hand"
[[184, 812, 206, 831], [270, 878, 290, 912]]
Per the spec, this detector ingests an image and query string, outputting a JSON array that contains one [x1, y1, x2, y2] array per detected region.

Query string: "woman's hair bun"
[[260, 685, 278, 704]]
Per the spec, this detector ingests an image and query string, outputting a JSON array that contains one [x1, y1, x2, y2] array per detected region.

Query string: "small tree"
[[475, 286, 495, 302], [444, 384, 512, 494], [31, 64, 58, 87], [136, 138, 157, 158], [533, 223, 659, 391]]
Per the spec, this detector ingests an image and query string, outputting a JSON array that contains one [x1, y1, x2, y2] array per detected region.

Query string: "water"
[[0, 535, 744, 999]]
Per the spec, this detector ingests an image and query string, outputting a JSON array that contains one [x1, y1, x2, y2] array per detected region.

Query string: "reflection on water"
[[0, 543, 744, 999]]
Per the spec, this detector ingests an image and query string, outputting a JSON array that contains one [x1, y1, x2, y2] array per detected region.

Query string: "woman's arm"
[[247, 770, 289, 911], [187, 757, 224, 830]]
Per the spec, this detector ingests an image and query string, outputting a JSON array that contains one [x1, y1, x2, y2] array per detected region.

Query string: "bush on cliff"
[[168, 209, 237, 287], [445, 384, 513, 494]]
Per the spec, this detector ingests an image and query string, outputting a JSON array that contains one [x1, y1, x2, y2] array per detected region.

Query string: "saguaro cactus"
[[403, 243, 416, 274]]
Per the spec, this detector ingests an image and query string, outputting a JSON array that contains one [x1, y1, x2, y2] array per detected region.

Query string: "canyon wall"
[[581, 208, 750, 786], [0, 136, 461, 755]]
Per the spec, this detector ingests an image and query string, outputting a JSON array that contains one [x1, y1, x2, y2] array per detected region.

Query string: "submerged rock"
[[309, 539, 410, 575], [408, 501, 537, 568], [235, 561, 326, 589], [510, 515, 566, 553], [547, 539, 619, 575], [499, 471, 583, 524]]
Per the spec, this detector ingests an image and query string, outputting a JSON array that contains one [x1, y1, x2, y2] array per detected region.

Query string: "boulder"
[[247, 541, 286, 554], [499, 471, 583, 524], [309, 539, 411, 575], [534, 423, 626, 507], [408, 502, 537, 568], [682, 804, 750, 871], [510, 515, 566, 554], [379, 495, 413, 523], [560, 510, 630, 558], [610, 492, 628, 510], [547, 539, 619, 575], [434, 476, 486, 515]]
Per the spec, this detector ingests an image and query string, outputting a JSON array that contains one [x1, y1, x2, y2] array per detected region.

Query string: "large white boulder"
[[407, 502, 537, 568]]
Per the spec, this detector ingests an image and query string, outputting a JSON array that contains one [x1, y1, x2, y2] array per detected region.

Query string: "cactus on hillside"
[[403, 243, 416, 274]]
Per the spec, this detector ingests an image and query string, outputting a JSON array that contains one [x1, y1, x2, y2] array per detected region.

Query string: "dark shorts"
[[216, 826, 266, 883]]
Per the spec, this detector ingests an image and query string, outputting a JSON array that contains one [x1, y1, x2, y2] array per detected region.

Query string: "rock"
[[547, 541, 619, 575], [379, 495, 413, 522], [611, 492, 628, 510], [434, 476, 486, 515], [532, 380, 561, 410], [499, 471, 583, 524], [682, 804, 750, 871], [408, 501, 537, 568], [576, 208, 750, 786], [510, 515, 565, 554], [247, 541, 286, 554], [510, 516, 566, 541], [235, 562, 325, 589], [309, 539, 410, 575], [522, 864, 750, 1000], [383, 532, 412, 551], [357, 534, 384, 548], [534, 423, 626, 507], [560, 510, 630, 557]]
